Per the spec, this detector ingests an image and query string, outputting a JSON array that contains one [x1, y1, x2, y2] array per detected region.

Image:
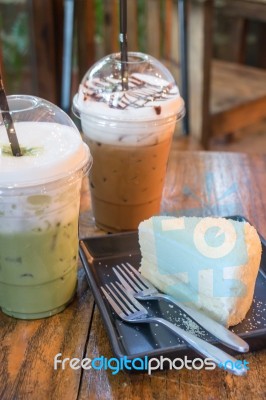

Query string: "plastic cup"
[[73, 52, 184, 232], [0, 95, 92, 319]]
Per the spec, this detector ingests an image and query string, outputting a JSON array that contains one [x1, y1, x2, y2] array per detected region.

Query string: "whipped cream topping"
[[0, 121, 90, 187], [74, 72, 184, 121]]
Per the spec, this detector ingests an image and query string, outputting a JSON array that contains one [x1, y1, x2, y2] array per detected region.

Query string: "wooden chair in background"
[[76, 0, 266, 148], [189, 0, 266, 148], [75, 0, 189, 133], [76, 0, 180, 80], [1, 0, 186, 118], [9, 0, 184, 118], [2, 0, 266, 149]]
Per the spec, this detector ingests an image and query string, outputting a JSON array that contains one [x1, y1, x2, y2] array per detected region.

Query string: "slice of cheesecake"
[[138, 216, 262, 327]]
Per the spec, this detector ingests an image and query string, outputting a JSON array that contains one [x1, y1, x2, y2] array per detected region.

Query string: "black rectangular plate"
[[79, 216, 266, 363]]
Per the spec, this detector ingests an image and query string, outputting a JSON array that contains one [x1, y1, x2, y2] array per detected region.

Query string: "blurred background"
[[0, 0, 266, 151]]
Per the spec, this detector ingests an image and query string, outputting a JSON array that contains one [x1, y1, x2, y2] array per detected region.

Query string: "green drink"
[[0, 96, 91, 319]]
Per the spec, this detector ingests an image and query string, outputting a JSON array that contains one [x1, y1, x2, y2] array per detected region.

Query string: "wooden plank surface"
[[147, 0, 161, 58], [102, 0, 117, 55], [76, 0, 96, 81], [31, 0, 58, 104], [164, 0, 173, 60], [163, 150, 266, 237], [127, 0, 138, 51], [1, 150, 266, 398], [188, 0, 214, 147], [187, 0, 266, 145], [211, 96, 266, 137], [211, 60, 266, 136], [169, 1, 180, 67], [222, 0, 266, 22], [211, 60, 266, 111], [79, 150, 266, 399], [209, 118, 266, 153], [0, 267, 94, 400], [80, 310, 266, 400], [228, 17, 248, 64]]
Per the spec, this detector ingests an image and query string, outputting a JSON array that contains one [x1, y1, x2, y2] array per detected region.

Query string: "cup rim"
[[2, 95, 41, 114], [0, 150, 92, 190], [72, 93, 185, 125], [72, 51, 185, 124], [109, 51, 149, 65], [0, 94, 93, 189]]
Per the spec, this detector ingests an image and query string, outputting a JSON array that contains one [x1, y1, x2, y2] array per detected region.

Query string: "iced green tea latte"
[[0, 98, 90, 319]]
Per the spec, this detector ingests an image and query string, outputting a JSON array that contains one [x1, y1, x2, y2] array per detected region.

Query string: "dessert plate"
[[79, 216, 266, 363]]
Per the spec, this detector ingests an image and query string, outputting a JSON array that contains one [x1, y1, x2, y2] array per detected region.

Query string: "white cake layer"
[[139, 216, 262, 327]]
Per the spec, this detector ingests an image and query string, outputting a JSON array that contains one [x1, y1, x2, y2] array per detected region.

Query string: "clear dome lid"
[[73, 52, 185, 122], [0, 95, 91, 188]]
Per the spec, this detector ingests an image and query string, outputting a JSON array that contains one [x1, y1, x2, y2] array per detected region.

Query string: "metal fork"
[[113, 262, 249, 353], [101, 282, 247, 376]]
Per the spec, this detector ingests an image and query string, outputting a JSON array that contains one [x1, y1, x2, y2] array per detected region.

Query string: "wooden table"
[[0, 150, 266, 399]]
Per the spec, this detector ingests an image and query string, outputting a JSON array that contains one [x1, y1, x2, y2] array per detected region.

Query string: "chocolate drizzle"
[[81, 74, 177, 110], [154, 106, 161, 115]]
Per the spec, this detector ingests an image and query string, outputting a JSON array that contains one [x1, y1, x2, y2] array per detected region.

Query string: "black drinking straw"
[[119, 0, 128, 90], [0, 73, 22, 157]]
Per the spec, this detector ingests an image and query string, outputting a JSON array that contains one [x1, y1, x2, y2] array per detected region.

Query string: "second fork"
[[113, 262, 249, 353], [102, 281, 247, 376]]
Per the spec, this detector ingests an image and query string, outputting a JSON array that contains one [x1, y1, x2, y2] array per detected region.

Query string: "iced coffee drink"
[[73, 52, 184, 232], [0, 96, 91, 319]]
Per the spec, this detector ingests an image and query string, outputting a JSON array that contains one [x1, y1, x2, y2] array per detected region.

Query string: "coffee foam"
[[0, 121, 90, 187]]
